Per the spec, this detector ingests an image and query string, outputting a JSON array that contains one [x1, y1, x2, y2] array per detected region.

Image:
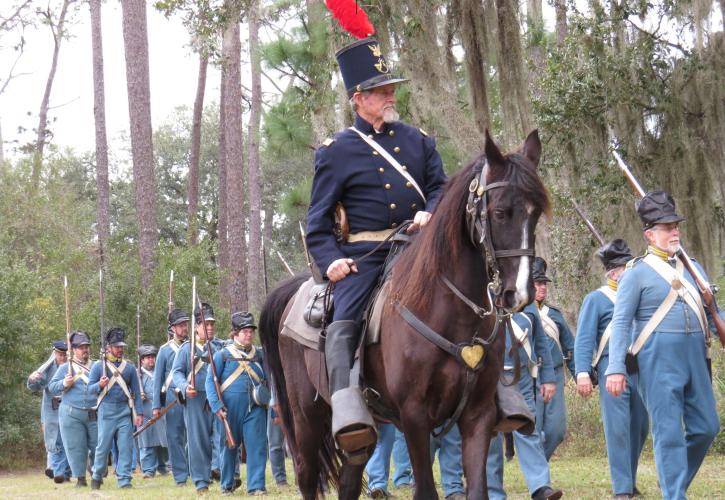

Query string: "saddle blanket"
[[281, 277, 390, 351]]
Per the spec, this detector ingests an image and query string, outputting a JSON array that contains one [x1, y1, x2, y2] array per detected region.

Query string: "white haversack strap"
[[539, 305, 563, 354], [349, 127, 427, 203], [509, 316, 538, 378], [592, 287, 617, 368]]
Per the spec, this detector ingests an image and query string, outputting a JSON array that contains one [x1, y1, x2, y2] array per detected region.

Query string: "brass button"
[[411, 203, 417, 209], [378, 167, 384, 173], [402, 165, 407, 171], [389, 130, 395, 136], [373, 151, 379, 156], [405, 181, 412, 188], [390, 203, 397, 210], [384, 183, 391, 189], [391, 222, 398, 228], [394, 146, 401, 153]]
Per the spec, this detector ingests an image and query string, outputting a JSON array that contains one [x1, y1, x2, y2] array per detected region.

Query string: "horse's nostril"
[[502, 289, 517, 309]]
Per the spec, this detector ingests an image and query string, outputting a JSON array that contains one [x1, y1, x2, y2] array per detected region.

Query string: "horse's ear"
[[522, 129, 541, 168], [484, 129, 506, 167]]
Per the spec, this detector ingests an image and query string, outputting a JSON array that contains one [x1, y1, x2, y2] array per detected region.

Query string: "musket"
[[168, 270, 175, 314], [299, 221, 323, 282], [99, 268, 107, 378], [572, 199, 606, 246], [611, 148, 725, 347], [136, 305, 146, 401], [196, 295, 236, 449], [276, 250, 295, 277], [189, 276, 197, 389], [64, 276, 74, 377], [133, 398, 177, 437]]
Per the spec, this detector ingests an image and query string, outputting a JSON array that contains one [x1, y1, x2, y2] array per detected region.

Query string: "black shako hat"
[[53, 340, 68, 352], [597, 239, 634, 271], [531, 257, 552, 283], [105, 327, 127, 347], [336, 37, 408, 98], [137, 343, 158, 358], [636, 191, 685, 229], [231, 311, 257, 331], [70, 331, 91, 347], [194, 302, 215, 323], [168, 308, 190, 326]]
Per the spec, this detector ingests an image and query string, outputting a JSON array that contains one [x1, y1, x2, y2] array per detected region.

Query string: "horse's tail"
[[259, 272, 340, 495]]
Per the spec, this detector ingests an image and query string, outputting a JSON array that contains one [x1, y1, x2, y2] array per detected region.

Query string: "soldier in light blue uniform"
[[88, 327, 144, 489], [606, 192, 722, 499], [171, 302, 225, 493], [366, 423, 413, 498], [531, 258, 576, 460], [430, 424, 465, 500], [207, 311, 268, 495], [486, 305, 563, 500], [137, 343, 168, 478], [575, 239, 648, 499], [48, 331, 99, 487], [306, 37, 447, 459], [152, 308, 190, 486], [28, 340, 71, 483]]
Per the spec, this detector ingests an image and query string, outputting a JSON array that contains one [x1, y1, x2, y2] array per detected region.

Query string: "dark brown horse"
[[260, 130, 550, 499]]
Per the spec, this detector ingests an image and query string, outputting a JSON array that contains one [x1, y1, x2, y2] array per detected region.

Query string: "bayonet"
[[168, 270, 175, 315]]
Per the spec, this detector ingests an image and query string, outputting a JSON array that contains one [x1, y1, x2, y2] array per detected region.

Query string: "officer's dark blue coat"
[[306, 114, 447, 321]]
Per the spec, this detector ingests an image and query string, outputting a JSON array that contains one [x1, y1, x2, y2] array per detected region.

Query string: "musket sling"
[[591, 286, 617, 368], [539, 306, 563, 354], [629, 255, 709, 356], [508, 316, 538, 378], [70, 361, 91, 385], [220, 346, 263, 393], [161, 342, 181, 394]]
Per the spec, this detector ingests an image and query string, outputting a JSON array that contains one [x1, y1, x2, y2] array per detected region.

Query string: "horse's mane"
[[391, 149, 550, 312]]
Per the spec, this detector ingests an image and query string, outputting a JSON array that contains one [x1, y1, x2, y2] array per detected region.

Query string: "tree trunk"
[[221, 2, 247, 311], [217, 77, 229, 308], [121, 0, 159, 288], [246, 0, 263, 310], [90, 0, 110, 264], [460, 0, 492, 135], [32, 0, 72, 189], [188, 52, 208, 246], [553, 0, 568, 47]]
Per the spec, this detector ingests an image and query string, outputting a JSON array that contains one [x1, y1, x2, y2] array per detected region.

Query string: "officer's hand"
[[29, 371, 42, 382], [606, 374, 626, 397], [186, 386, 197, 399], [326, 258, 358, 283], [407, 211, 432, 234], [63, 373, 73, 388], [152, 409, 160, 419], [540, 382, 556, 403], [576, 374, 593, 398], [135, 415, 144, 427], [98, 376, 109, 388]]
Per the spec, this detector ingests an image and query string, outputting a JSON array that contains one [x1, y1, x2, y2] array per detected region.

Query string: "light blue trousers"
[[366, 423, 414, 493], [430, 424, 464, 497], [58, 403, 97, 478], [46, 425, 71, 478], [92, 402, 134, 487], [140, 446, 168, 475], [220, 392, 267, 493], [535, 366, 567, 460], [164, 402, 189, 484], [183, 393, 214, 489], [267, 409, 287, 483]]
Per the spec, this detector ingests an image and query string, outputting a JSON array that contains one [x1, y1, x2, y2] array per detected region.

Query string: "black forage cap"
[[231, 311, 257, 331], [168, 308, 190, 326], [531, 257, 551, 283], [194, 302, 215, 323], [105, 327, 127, 347], [636, 191, 685, 229], [597, 239, 634, 270]]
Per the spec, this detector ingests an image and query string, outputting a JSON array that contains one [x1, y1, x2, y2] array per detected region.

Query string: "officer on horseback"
[[305, 37, 447, 458]]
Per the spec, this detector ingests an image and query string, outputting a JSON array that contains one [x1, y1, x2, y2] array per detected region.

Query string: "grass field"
[[1, 455, 724, 499]]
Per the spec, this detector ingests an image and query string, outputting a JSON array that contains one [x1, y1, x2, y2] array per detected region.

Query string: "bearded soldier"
[[531, 258, 576, 460], [152, 308, 190, 486], [88, 327, 144, 489], [27, 340, 71, 483], [48, 331, 99, 487], [575, 239, 648, 499], [305, 37, 447, 459], [606, 192, 722, 499]]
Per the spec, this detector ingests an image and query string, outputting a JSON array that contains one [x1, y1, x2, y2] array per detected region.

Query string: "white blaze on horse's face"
[[514, 203, 534, 308]]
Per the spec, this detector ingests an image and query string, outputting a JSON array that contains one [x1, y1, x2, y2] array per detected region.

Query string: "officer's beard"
[[383, 106, 399, 124]]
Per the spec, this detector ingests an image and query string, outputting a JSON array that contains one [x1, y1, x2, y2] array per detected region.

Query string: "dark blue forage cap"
[[231, 311, 257, 331], [531, 257, 552, 283], [53, 340, 68, 352], [105, 327, 127, 347], [168, 308, 190, 326], [194, 302, 215, 323], [597, 239, 634, 270], [336, 37, 408, 97], [137, 343, 158, 358], [636, 191, 685, 229], [70, 331, 91, 347]]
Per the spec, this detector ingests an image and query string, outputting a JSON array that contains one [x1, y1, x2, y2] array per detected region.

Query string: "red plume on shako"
[[325, 0, 375, 39]]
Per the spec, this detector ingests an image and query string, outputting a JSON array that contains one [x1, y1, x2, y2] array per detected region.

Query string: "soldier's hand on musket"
[[63, 373, 74, 388], [540, 382, 556, 403], [326, 258, 358, 283], [152, 408, 161, 419], [216, 408, 227, 419], [29, 371, 42, 382], [605, 373, 626, 397], [576, 374, 593, 398], [186, 386, 197, 399], [407, 210, 432, 234], [135, 415, 144, 427], [99, 375, 110, 388]]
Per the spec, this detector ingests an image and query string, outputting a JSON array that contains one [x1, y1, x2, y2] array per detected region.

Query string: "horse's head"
[[466, 130, 549, 312]]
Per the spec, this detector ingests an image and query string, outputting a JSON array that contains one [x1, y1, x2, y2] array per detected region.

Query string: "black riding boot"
[[325, 320, 377, 462]]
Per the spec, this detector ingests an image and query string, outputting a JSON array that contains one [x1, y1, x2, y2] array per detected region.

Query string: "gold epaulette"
[[322, 137, 335, 147]]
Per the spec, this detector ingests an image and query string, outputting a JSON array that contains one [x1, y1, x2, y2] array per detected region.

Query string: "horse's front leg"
[[458, 400, 497, 500], [400, 408, 438, 500]]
